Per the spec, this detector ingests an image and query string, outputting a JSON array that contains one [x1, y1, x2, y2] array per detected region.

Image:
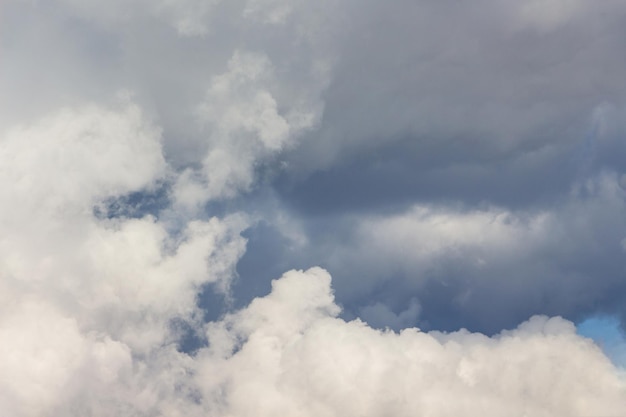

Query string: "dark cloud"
[[238, 169, 626, 334], [275, 135, 576, 215], [223, 0, 626, 335]]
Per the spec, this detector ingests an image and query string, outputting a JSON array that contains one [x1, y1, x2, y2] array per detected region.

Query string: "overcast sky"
[[2, 0, 626, 415]]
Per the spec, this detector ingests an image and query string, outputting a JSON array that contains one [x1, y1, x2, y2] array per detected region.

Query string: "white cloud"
[[323, 205, 550, 294], [3, 258, 625, 415], [193, 268, 626, 417], [0, 103, 247, 415], [0, 101, 165, 212], [155, 0, 223, 36], [243, 0, 293, 25], [173, 49, 323, 207], [516, 0, 587, 31], [357, 206, 547, 262]]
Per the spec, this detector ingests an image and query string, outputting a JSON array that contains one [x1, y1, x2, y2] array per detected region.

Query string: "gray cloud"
[[249, 172, 626, 334]]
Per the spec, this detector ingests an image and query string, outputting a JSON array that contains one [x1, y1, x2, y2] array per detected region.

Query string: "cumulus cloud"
[[578, 315, 626, 369], [4, 0, 626, 414], [6, 256, 625, 416], [197, 269, 626, 417], [0, 102, 245, 415], [173, 49, 322, 208]]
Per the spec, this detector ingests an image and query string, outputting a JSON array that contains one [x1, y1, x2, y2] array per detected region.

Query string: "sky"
[[2, 0, 626, 415]]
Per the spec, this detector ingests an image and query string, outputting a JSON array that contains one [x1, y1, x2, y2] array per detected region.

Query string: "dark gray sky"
[[226, 0, 626, 334]]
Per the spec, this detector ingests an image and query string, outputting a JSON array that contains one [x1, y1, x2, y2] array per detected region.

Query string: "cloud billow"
[[2, 0, 626, 415]]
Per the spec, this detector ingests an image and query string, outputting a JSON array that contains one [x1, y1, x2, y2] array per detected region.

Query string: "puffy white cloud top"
[[197, 268, 626, 417]]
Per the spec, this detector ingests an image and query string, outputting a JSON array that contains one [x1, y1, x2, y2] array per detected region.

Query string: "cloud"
[[0, 102, 246, 415], [3, 0, 626, 414], [578, 315, 626, 368], [3, 251, 626, 416], [172, 49, 322, 208], [196, 268, 626, 417], [282, 0, 626, 177], [254, 171, 626, 333], [359, 298, 421, 331]]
